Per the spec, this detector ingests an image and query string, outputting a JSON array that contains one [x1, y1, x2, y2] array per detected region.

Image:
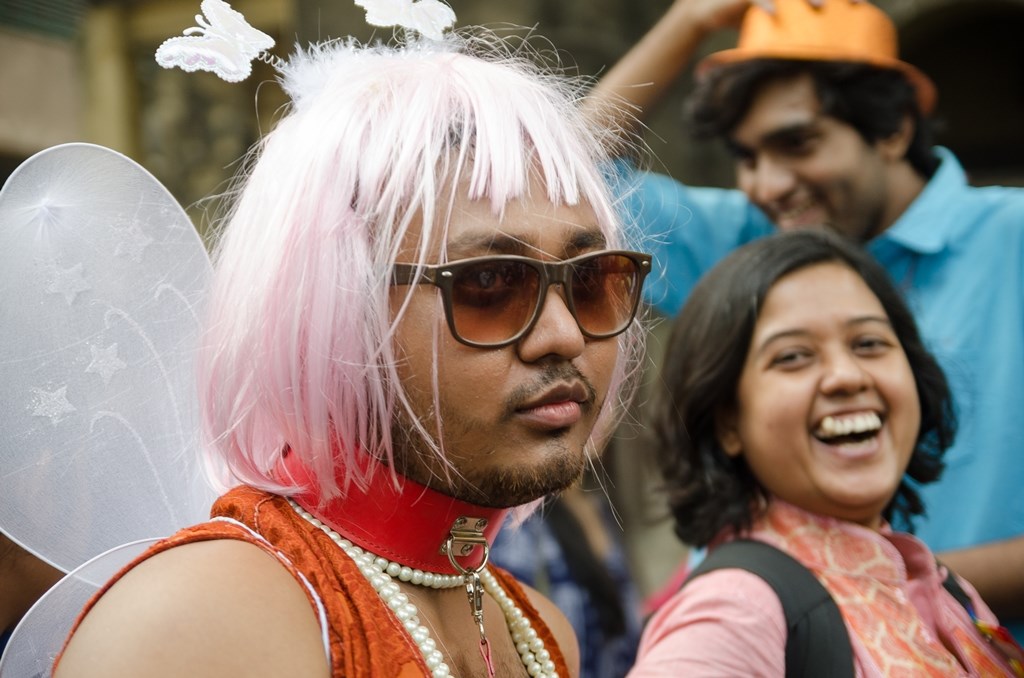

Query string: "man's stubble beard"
[[390, 403, 588, 508]]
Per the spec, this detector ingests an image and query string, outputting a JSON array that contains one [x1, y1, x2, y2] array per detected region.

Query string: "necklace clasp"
[[441, 515, 491, 564]]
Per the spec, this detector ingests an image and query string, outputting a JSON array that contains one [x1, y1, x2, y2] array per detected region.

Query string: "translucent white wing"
[[354, 0, 456, 41], [0, 143, 215, 577], [0, 539, 158, 678], [155, 0, 275, 82]]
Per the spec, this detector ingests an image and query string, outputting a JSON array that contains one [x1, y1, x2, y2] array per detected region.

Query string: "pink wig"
[[198, 31, 645, 500]]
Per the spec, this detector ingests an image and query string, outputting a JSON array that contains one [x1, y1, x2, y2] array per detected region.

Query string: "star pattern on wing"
[[85, 343, 127, 386], [114, 222, 154, 263], [30, 385, 77, 425], [46, 262, 91, 305]]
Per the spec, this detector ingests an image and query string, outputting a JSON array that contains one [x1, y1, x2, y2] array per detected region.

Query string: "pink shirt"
[[629, 502, 1013, 677]]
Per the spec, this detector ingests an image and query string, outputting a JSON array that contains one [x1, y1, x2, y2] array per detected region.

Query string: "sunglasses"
[[392, 250, 651, 348]]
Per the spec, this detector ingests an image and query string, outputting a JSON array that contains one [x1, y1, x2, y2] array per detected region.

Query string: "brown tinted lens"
[[570, 254, 638, 336], [449, 259, 541, 344]]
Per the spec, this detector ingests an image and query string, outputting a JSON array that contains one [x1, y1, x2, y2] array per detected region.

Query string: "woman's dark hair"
[[653, 230, 956, 547], [687, 59, 939, 179]]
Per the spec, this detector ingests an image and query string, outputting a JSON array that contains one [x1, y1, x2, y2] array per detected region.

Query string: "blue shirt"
[[626, 148, 1024, 634], [490, 505, 643, 678]]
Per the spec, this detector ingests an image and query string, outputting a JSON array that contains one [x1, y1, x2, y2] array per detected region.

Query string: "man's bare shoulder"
[[56, 538, 329, 678]]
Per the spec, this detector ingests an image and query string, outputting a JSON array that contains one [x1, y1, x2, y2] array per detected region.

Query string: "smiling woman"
[[626, 230, 1022, 676], [716, 260, 922, 529], [655, 230, 951, 545]]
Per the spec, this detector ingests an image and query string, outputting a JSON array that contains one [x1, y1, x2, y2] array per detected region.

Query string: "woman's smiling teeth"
[[815, 411, 882, 441]]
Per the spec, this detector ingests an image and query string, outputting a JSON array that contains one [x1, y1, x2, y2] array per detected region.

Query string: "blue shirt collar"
[[873, 147, 968, 254]]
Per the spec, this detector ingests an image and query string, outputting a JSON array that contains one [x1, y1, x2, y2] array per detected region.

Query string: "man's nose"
[[516, 285, 586, 362], [742, 156, 798, 207]]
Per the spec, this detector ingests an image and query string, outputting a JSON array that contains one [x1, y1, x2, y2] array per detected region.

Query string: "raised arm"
[[585, 0, 767, 135], [585, 0, 860, 136]]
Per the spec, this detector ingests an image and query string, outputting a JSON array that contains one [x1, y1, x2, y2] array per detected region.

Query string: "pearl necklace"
[[290, 499, 559, 677]]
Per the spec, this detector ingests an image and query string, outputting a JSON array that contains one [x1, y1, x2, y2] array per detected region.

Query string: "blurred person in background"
[[590, 0, 1024, 637]]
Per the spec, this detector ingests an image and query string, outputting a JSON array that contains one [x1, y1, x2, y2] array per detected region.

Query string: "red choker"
[[279, 448, 508, 575]]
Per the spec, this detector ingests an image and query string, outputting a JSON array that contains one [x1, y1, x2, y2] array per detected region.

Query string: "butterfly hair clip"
[[156, 0, 281, 82], [355, 0, 457, 42], [157, 0, 457, 83]]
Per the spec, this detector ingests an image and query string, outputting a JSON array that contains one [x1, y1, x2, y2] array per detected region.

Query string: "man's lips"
[[515, 383, 589, 430]]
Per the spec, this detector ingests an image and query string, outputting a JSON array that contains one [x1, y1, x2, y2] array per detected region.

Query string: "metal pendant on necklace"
[[291, 501, 559, 677]]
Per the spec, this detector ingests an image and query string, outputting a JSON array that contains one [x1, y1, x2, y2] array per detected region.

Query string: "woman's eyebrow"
[[753, 316, 894, 356]]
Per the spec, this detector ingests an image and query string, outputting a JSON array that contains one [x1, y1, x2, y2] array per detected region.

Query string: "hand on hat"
[[756, 0, 866, 12], [755, 0, 865, 9], [679, 0, 863, 34]]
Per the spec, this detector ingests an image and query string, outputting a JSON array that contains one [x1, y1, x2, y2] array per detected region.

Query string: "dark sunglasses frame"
[[391, 249, 652, 348]]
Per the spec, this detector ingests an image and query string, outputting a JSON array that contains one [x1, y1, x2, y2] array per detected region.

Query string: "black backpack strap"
[[937, 563, 974, 613], [685, 539, 855, 678]]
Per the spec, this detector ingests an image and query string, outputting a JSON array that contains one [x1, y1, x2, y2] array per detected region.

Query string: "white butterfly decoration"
[[155, 0, 276, 83], [354, 0, 457, 41]]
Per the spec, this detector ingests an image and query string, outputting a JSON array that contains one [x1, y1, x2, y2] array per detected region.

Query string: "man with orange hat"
[[593, 0, 1024, 639]]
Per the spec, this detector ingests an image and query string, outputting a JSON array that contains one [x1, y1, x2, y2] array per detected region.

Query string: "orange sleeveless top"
[[61, 486, 570, 677]]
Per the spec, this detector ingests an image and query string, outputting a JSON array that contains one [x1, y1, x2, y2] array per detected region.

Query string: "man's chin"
[[445, 453, 586, 508], [774, 217, 831, 232], [773, 216, 875, 243]]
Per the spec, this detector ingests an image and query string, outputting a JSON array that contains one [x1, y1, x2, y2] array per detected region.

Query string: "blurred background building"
[[2, 0, 1023, 597], [3, 0, 1024, 214]]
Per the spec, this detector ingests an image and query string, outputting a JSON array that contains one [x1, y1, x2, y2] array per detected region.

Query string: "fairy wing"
[[0, 143, 215, 577], [0, 539, 159, 677]]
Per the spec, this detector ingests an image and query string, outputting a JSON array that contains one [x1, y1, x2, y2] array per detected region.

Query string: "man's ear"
[[714, 407, 743, 457], [877, 113, 915, 162]]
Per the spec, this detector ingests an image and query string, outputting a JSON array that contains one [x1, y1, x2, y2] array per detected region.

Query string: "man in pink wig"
[[55, 11, 650, 678]]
